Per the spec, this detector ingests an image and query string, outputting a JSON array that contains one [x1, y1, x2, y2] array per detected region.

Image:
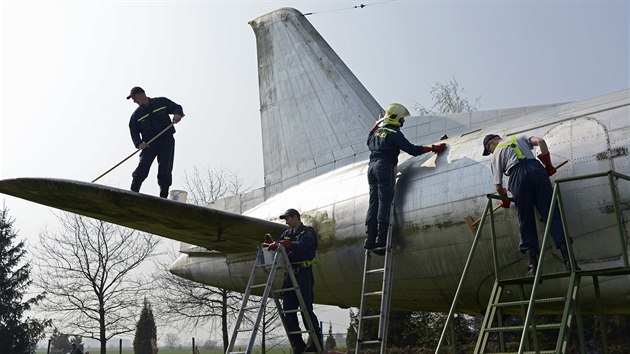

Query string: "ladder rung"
[[358, 339, 382, 345], [287, 330, 310, 335], [361, 314, 381, 320], [485, 323, 562, 332], [236, 327, 253, 332], [282, 309, 301, 314], [227, 352, 247, 354], [363, 291, 383, 297], [366, 268, 385, 274], [250, 283, 267, 289], [273, 287, 297, 294], [493, 296, 566, 307]]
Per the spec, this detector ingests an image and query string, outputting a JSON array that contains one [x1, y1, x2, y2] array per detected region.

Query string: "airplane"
[[0, 7, 629, 316]]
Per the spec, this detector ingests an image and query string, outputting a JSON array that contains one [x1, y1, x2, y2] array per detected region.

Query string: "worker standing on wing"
[[127, 86, 184, 198], [482, 134, 575, 275], [365, 103, 447, 255]]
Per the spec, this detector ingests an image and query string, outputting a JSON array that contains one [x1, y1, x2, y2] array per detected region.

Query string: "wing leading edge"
[[0, 178, 287, 253]]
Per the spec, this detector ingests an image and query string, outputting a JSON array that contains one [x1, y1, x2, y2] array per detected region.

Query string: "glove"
[[430, 143, 447, 153], [498, 187, 511, 208], [537, 152, 556, 176], [268, 239, 291, 251], [278, 239, 291, 250]]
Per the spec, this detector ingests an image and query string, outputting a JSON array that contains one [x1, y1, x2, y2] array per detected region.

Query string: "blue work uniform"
[[365, 125, 425, 225], [491, 135, 566, 253], [279, 223, 321, 352], [128, 97, 184, 188]]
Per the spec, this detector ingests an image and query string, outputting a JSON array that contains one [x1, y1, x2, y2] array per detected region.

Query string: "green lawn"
[[39, 347, 298, 354]]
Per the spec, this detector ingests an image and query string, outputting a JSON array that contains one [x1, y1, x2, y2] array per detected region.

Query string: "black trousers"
[[508, 159, 566, 253], [366, 159, 396, 225], [132, 135, 175, 188], [282, 266, 321, 351]]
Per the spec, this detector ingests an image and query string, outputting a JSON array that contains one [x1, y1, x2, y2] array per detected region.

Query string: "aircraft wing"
[[0, 178, 287, 253]]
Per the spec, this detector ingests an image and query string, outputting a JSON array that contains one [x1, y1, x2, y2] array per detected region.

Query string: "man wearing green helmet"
[[364, 103, 447, 255]]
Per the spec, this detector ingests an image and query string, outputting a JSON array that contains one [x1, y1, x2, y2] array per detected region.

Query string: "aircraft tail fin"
[[249, 8, 381, 195]]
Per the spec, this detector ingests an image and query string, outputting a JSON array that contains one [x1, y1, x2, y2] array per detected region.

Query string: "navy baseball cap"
[[126, 86, 145, 99], [482, 134, 500, 156], [279, 208, 300, 219]]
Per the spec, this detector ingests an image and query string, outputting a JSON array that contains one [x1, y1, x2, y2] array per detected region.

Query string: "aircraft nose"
[[168, 254, 193, 279]]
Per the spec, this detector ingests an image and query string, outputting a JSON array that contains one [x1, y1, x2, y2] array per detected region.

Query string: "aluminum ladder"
[[355, 181, 398, 354], [226, 244, 323, 354]]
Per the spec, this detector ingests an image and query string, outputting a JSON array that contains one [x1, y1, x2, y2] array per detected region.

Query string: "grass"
[[106, 348, 293, 354]]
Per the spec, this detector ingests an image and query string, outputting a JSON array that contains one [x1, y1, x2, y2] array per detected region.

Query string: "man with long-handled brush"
[[127, 86, 184, 198]]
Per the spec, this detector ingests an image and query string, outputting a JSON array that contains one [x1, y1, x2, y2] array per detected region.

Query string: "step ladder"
[[226, 244, 323, 354], [355, 180, 398, 354], [436, 170, 630, 354]]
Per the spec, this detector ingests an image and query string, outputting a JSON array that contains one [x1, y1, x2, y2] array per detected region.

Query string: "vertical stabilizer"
[[249, 8, 381, 195]]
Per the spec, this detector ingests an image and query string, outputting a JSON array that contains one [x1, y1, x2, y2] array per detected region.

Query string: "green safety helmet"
[[383, 103, 410, 126]]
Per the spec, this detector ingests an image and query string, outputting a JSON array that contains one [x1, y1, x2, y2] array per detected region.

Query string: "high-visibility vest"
[[495, 135, 525, 160]]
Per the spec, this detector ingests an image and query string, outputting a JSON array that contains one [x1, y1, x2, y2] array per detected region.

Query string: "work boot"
[[290, 336, 306, 354], [130, 178, 142, 193], [526, 250, 538, 276], [364, 223, 378, 250], [304, 332, 323, 353], [159, 185, 169, 198], [373, 222, 389, 256]]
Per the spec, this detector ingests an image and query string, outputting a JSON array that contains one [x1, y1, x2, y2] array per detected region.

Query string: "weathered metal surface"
[[1, 7, 629, 314]]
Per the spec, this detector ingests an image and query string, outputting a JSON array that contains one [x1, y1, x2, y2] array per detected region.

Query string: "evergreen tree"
[[0, 205, 50, 353], [345, 309, 358, 351], [324, 321, 336, 351], [133, 298, 158, 354], [49, 328, 71, 354]]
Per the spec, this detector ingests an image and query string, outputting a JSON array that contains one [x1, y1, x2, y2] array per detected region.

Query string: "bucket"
[[262, 247, 276, 265], [169, 190, 188, 203]]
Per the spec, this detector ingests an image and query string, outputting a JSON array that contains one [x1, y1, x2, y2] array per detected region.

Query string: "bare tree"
[[182, 166, 244, 205], [164, 332, 180, 350], [157, 167, 284, 352], [156, 167, 245, 351], [155, 248, 243, 351], [413, 77, 481, 115], [33, 213, 161, 354]]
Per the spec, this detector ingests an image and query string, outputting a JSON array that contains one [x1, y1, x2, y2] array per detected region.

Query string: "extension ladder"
[[226, 244, 323, 354], [355, 180, 398, 354]]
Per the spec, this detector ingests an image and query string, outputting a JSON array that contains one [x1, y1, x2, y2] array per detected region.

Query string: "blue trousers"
[[282, 266, 321, 350], [132, 136, 175, 188], [366, 160, 396, 225], [508, 159, 566, 253]]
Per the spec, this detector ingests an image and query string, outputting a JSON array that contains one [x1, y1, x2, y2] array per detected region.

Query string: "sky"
[[1, 0, 628, 345]]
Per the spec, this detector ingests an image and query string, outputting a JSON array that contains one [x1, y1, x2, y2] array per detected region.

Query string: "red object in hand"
[[262, 233, 274, 248], [498, 187, 510, 208], [537, 152, 557, 176], [431, 143, 447, 153], [268, 239, 291, 251], [278, 239, 291, 250]]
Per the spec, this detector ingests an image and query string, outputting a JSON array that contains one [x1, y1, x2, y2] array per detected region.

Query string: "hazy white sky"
[[1, 0, 628, 342]]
